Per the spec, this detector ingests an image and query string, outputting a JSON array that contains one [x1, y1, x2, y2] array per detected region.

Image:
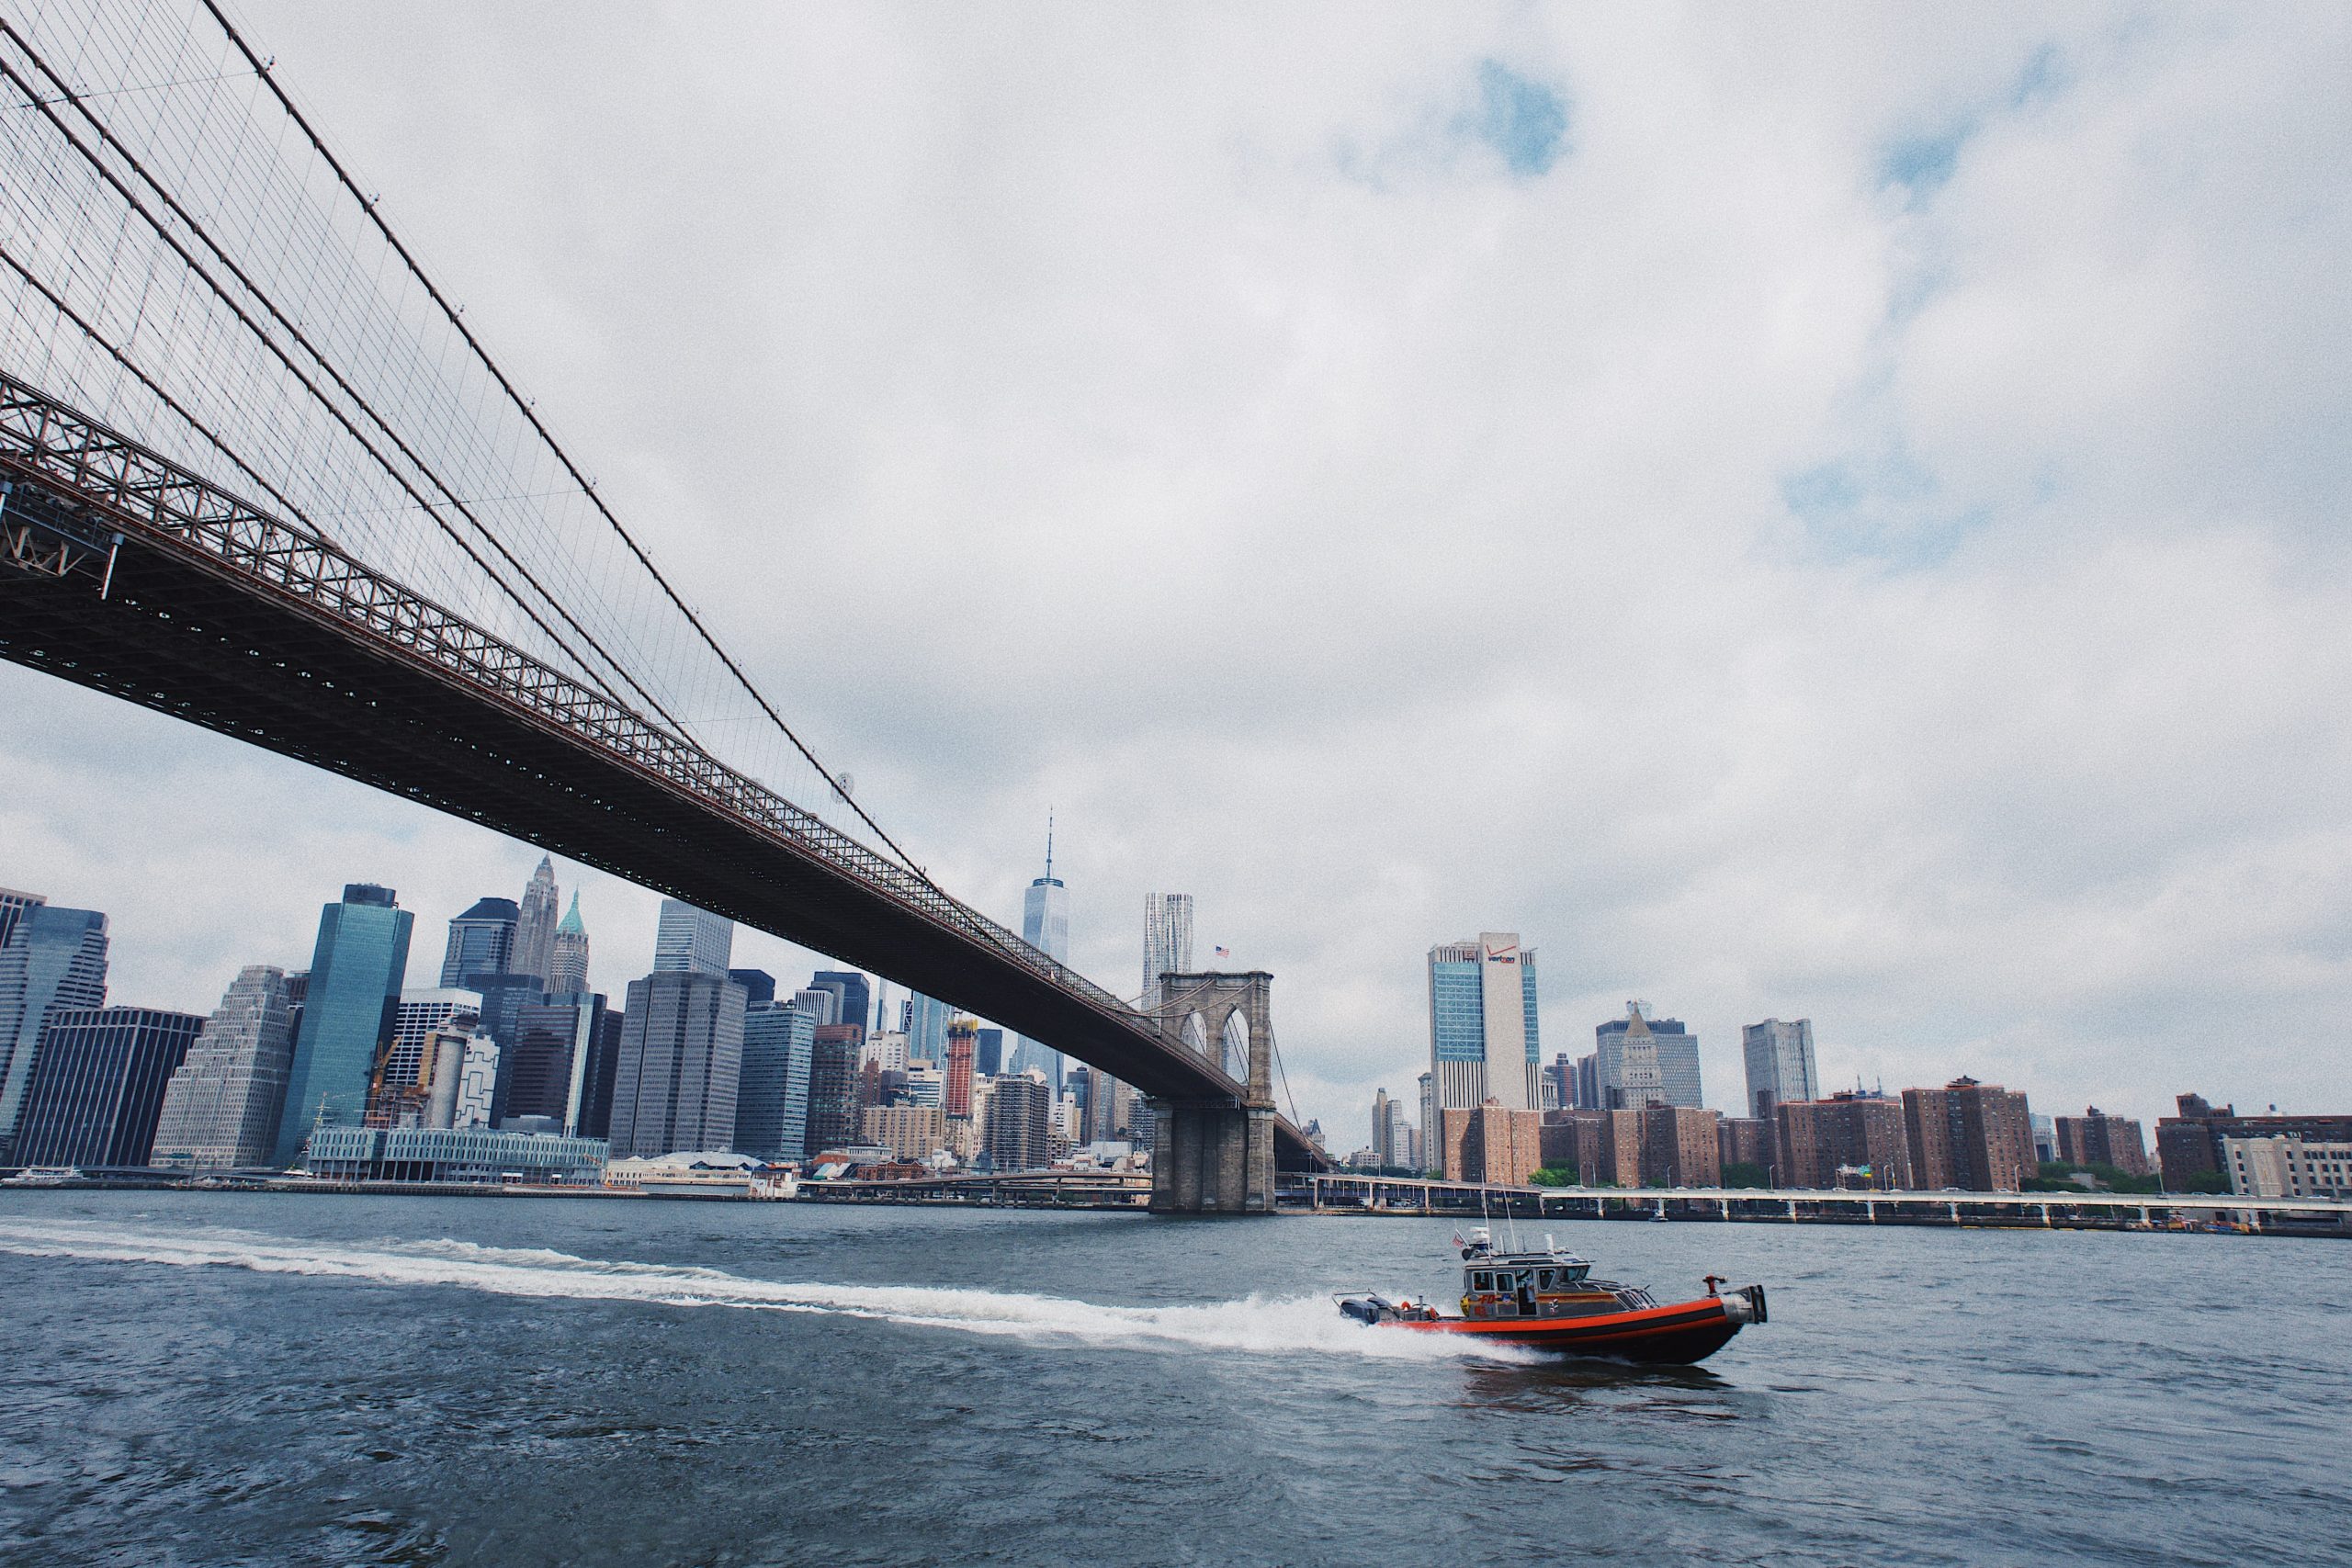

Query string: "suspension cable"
[[0, 244, 327, 539], [0, 25, 679, 736], [199, 0, 937, 880]]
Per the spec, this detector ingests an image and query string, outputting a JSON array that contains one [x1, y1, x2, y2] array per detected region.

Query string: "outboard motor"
[[1340, 1295, 1394, 1325], [1720, 1284, 1770, 1325]]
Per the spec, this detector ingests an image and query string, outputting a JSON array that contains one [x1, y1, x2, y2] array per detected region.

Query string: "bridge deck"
[[0, 374, 1322, 1166]]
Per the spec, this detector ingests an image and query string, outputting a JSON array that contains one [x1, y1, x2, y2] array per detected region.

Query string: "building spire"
[[1045, 808, 1055, 880]]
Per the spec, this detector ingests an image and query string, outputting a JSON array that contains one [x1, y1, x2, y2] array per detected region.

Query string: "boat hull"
[[1389, 1294, 1751, 1365]]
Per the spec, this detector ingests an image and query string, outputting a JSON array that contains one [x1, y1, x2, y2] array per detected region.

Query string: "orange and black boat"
[[1336, 1227, 1766, 1365]]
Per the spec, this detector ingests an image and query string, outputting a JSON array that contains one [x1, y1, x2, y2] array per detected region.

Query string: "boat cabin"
[[1457, 1231, 1652, 1320]]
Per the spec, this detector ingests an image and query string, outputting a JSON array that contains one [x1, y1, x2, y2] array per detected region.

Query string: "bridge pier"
[[1145, 970, 1280, 1215], [1148, 1101, 1275, 1213]]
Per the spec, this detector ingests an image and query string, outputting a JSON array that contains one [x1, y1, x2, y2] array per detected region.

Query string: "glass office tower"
[[0, 899, 109, 1163], [735, 998, 815, 1163], [437, 897, 518, 987], [274, 885, 413, 1167], [1425, 931, 1542, 1116], [651, 900, 733, 977], [16, 1005, 204, 1167]]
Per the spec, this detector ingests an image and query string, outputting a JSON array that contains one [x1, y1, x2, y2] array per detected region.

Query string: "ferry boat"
[[1336, 1228, 1767, 1365]]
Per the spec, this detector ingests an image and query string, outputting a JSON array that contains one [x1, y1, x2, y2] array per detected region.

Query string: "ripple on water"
[[0, 1194, 2343, 1568]]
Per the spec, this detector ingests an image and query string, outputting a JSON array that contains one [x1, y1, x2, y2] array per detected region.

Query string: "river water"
[[0, 1191, 2337, 1566]]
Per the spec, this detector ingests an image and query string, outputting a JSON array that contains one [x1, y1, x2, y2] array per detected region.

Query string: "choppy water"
[[0, 1193, 2340, 1566]]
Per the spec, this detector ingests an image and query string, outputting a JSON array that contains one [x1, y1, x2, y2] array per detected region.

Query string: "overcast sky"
[[5, 2, 2349, 1140]]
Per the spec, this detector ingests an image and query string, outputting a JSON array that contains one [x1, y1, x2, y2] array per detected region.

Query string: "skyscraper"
[[944, 1018, 978, 1121], [549, 893, 592, 995], [809, 972, 872, 1046], [1417, 1071, 1435, 1173], [507, 993, 614, 1130], [1426, 932, 1541, 1115], [512, 857, 561, 986], [609, 969, 745, 1157], [804, 1023, 862, 1156], [15, 1005, 204, 1167], [651, 900, 733, 977], [735, 998, 814, 1163], [153, 965, 299, 1168], [274, 885, 414, 1167], [1542, 1052, 1574, 1111], [0, 897, 108, 1162], [904, 991, 949, 1066], [984, 1074, 1052, 1171], [575, 1006, 626, 1140], [729, 970, 778, 1008], [975, 1027, 1004, 1077], [1594, 1003, 1702, 1110], [387, 989, 486, 1085], [0, 887, 41, 951], [437, 897, 518, 988], [1142, 892, 1194, 1008], [1742, 1019, 1819, 1124], [1009, 822, 1069, 1087]]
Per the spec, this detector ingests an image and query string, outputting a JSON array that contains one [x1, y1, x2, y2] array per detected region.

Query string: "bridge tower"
[[1147, 971, 1277, 1214]]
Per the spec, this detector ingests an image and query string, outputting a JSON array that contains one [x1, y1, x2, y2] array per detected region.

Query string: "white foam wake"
[[0, 1217, 1527, 1363]]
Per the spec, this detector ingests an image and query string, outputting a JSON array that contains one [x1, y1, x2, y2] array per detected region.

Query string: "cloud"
[[5, 1, 2350, 1143]]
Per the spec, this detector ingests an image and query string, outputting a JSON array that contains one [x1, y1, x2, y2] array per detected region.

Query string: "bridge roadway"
[[0, 373, 1325, 1172], [1288, 1173, 2352, 1232]]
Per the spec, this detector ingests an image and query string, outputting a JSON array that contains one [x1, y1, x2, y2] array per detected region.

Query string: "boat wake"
[[0, 1217, 1532, 1363]]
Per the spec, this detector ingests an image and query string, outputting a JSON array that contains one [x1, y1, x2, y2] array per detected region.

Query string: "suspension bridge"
[[0, 1, 1323, 1207]]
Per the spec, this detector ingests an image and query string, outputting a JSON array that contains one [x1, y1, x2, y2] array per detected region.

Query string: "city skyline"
[[4, 848, 2325, 1139]]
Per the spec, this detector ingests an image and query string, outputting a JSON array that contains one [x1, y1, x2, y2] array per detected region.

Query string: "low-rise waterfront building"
[[302, 1124, 607, 1184], [2221, 1134, 2352, 1200], [2154, 1094, 2352, 1191]]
